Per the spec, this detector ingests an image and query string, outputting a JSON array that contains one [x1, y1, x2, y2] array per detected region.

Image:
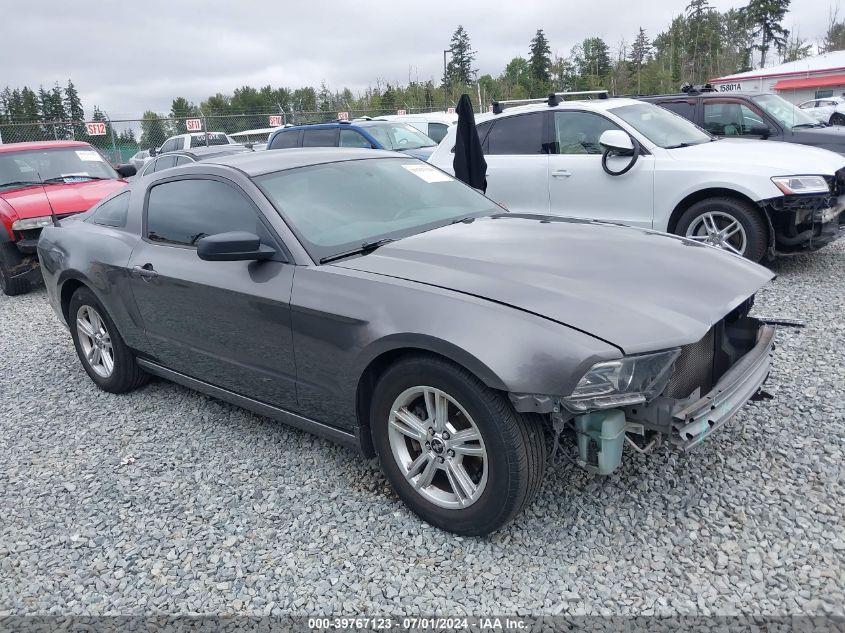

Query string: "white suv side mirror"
[[599, 130, 634, 154]]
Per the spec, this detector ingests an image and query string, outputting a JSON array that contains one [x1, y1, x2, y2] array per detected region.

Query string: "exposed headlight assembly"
[[11, 216, 53, 231], [562, 349, 681, 412], [771, 175, 830, 195]]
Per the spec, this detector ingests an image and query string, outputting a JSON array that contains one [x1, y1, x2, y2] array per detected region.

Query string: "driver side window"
[[145, 178, 273, 249], [553, 111, 621, 155]]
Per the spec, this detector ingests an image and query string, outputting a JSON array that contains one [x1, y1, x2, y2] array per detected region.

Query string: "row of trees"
[[3, 0, 843, 151]]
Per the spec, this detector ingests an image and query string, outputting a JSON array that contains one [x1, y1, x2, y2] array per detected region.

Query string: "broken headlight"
[[562, 349, 681, 412]]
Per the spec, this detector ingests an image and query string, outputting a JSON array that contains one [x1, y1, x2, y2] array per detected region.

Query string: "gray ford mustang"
[[37, 148, 776, 535]]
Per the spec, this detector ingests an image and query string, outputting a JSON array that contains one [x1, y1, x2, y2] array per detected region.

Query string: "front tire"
[[675, 197, 768, 262], [370, 355, 546, 536], [0, 242, 31, 296], [69, 287, 149, 393], [830, 112, 845, 126]]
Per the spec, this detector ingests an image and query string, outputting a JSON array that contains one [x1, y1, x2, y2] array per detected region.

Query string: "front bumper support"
[[670, 325, 775, 450]]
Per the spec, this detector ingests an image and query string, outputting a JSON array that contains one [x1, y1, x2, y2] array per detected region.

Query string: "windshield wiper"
[[664, 142, 694, 149], [319, 238, 396, 264], [0, 180, 41, 190], [792, 123, 822, 129], [43, 175, 109, 183]]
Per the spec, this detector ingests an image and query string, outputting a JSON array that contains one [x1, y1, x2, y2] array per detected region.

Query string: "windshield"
[[751, 94, 820, 128], [364, 123, 437, 151], [255, 157, 498, 262], [610, 102, 713, 148], [0, 147, 117, 191]]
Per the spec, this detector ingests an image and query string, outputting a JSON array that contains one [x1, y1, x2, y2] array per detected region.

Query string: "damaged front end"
[[763, 175, 845, 255], [511, 298, 778, 475]]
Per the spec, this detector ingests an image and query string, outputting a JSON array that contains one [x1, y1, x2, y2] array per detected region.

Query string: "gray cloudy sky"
[[3, 0, 835, 119]]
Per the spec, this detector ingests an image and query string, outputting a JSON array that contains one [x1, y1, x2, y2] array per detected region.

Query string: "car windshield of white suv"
[[0, 147, 117, 191], [610, 103, 713, 148], [751, 94, 821, 129], [255, 157, 498, 262], [364, 123, 437, 151]]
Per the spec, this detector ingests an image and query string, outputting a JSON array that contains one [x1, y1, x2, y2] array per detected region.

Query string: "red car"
[[0, 141, 135, 295]]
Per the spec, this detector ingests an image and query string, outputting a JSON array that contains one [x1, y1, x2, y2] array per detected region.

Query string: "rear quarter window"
[[270, 130, 301, 149], [91, 191, 130, 228]]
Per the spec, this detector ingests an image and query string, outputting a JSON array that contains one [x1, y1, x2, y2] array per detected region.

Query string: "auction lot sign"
[[186, 118, 203, 131], [84, 121, 107, 136]]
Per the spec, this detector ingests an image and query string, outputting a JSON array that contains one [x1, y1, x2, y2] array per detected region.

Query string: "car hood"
[[0, 179, 127, 219], [785, 126, 845, 153], [333, 215, 774, 354], [399, 146, 437, 160], [668, 138, 845, 174]]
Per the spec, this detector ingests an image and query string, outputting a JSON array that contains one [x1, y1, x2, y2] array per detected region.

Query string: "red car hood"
[[0, 179, 127, 220]]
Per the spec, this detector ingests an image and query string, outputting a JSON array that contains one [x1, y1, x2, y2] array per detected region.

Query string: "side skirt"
[[136, 359, 361, 451]]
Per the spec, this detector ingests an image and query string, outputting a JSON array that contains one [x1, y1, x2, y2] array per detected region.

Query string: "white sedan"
[[798, 97, 845, 125]]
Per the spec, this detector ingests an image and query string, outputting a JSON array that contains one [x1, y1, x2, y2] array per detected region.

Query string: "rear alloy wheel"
[[69, 287, 149, 393], [676, 197, 768, 262], [0, 242, 31, 296], [371, 356, 546, 536], [830, 112, 845, 126]]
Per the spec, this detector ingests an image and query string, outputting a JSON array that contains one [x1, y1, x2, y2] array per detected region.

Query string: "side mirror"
[[599, 130, 635, 154], [115, 163, 137, 178], [748, 125, 772, 139], [196, 231, 275, 262], [148, 147, 157, 157]]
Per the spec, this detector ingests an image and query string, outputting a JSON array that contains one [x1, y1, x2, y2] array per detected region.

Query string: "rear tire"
[[0, 242, 31, 296], [370, 355, 546, 536], [69, 287, 149, 393], [675, 197, 768, 262]]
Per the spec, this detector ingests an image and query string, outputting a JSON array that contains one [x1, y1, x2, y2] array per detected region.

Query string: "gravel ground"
[[0, 242, 843, 618]]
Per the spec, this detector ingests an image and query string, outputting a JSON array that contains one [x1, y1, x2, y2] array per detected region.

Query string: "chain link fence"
[[0, 107, 447, 164]]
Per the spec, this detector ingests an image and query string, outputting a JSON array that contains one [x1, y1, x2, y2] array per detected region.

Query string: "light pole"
[[443, 48, 454, 111]]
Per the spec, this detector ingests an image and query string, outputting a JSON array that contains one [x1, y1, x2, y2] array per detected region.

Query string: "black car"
[[135, 145, 252, 179], [640, 88, 845, 155]]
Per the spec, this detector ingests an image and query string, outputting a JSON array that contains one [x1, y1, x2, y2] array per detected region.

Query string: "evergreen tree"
[[64, 79, 85, 139], [744, 0, 790, 67], [170, 97, 198, 133], [140, 111, 169, 150], [628, 28, 651, 94], [444, 25, 476, 89], [578, 37, 611, 86], [528, 29, 552, 89]]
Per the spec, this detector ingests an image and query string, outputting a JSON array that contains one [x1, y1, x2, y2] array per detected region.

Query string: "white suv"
[[798, 96, 845, 126], [154, 131, 237, 154], [429, 96, 845, 261]]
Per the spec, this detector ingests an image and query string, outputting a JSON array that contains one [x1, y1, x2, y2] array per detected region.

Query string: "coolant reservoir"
[[574, 410, 626, 475]]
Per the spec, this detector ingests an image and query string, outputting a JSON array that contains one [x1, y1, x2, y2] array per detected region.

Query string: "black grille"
[[664, 327, 715, 399]]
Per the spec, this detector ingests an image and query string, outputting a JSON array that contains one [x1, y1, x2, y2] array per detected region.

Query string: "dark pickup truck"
[[640, 89, 845, 156]]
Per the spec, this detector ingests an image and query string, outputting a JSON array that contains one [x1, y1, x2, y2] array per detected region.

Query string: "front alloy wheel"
[[371, 356, 546, 536], [388, 386, 488, 508], [684, 211, 748, 256]]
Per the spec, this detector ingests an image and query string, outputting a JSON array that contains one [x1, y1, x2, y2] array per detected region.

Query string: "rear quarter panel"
[[38, 219, 146, 350]]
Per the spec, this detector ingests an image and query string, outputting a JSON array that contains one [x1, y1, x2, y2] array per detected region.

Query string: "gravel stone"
[[1, 240, 843, 616]]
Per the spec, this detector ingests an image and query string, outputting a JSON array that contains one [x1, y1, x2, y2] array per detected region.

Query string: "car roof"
[[204, 147, 401, 176], [0, 140, 93, 154], [473, 97, 643, 123], [171, 145, 252, 158], [643, 91, 771, 99]]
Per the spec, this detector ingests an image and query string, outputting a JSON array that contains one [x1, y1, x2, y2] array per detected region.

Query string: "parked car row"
[[1, 90, 842, 535], [430, 93, 845, 262]]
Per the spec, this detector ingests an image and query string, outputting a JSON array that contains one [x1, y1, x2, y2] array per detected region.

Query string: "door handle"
[[552, 170, 572, 178], [132, 264, 158, 280]]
